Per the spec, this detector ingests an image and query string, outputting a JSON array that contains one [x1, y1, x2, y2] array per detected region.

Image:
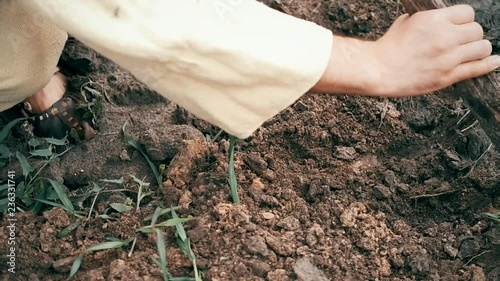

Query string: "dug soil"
[[1, 0, 499, 280]]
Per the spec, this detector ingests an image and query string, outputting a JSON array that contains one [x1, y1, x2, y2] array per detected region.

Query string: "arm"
[[313, 5, 498, 97], [15, 1, 497, 139]]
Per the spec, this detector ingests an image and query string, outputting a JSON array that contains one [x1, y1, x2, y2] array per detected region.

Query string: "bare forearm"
[[313, 6, 499, 98], [311, 35, 381, 95]]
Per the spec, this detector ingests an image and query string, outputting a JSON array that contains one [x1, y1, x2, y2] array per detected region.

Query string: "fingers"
[[452, 39, 492, 64], [445, 5, 475, 25], [451, 55, 500, 82], [454, 22, 484, 45]]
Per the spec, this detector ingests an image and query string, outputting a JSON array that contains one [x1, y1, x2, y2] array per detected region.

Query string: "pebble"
[[267, 269, 290, 281], [333, 146, 357, 161], [373, 184, 392, 200], [52, 256, 78, 273], [293, 257, 329, 281], [443, 244, 458, 258], [458, 238, 480, 259], [276, 216, 300, 231], [248, 260, 271, 277], [262, 212, 275, 220], [251, 178, 265, 190], [244, 235, 268, 256]]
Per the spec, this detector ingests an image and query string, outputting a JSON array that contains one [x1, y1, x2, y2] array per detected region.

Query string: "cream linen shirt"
[[12, 0, 333, 138]]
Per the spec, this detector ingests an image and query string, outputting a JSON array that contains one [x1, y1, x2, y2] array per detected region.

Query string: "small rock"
[[140, 125, 204, 161], [293, 257, 328, 281], [119, 149, 130, 161], [251, 178, 265, 190], [443, 244, 458, 258], [52, 256, 78, 273], [244, 153, 268, 175], [308, 180, 329, 198], [293, 101, 309, 112], [29, 274, 40, 281], [340, 203, 366, 227], [305, 223, 325, 248], [244, 235, 268, 256], [408, 254, 430, 276], [383, 170, 398, 188], [109, 259, 128, 280], [260, 194, 280, 207], [458, 238, 480, 259], [333, 146, 357, 161], [397, 183, 410, 194], [470, 265, 486, 281], [234, 262, 249, 277], [373, 184, 392, 200], [267, 269, 290, 281], [248, 260, 271, 277], [276, 216, 300, 231], [262, 212, 275, 220], [262, 170, 277, 181], [378, 257, 392, 277], [296, 246, 310, 256], [85, 269, 105, 280], [266, 236, 294, 256]]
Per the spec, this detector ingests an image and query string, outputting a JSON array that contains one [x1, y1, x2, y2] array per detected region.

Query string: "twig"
[[410, 189, 459, 199], [466, 142, 493, 176], [462, 250, 491, 267], [26, 146, 74, 187], [84, 187, 103, 226], [211, 129, 224, 143], [128, 237, 137, 257], [456, 109, 471, 125], [460, 120, 479, 133]]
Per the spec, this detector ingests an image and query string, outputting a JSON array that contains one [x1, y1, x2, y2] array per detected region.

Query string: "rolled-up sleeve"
[[16, 0, 333, 139]]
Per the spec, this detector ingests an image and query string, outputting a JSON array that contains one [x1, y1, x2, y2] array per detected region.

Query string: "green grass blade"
[[0, 118, 25, 143], [30, 146, 54, 157], [110, 203, 133, 213], [171, 208, 187, 241], [35, 198, 67, 209], [16, 151, 35, 177], [143, 206, 180, 221], [44, 137, 68, 146], [151, 257, 162, 268], [84, 240, 130, 253], [485, 212, 500, 223], [69, 255, 83, 278], [137, 217, 195, 233], [150, 207, 163, 226], [155, 229, 170, 281], [57, 221, 81, 238], [49, 179, 75, 211], [122, 123, 162, 188], [100, 177, 125, 184], [0, 198, 8, 213], [228, 136, 239, 203], [0, 183, 8, 195], [28, 138, 41, 148]]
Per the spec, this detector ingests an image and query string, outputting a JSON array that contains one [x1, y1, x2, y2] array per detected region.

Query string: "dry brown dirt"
[[1, 0, 499, 280]]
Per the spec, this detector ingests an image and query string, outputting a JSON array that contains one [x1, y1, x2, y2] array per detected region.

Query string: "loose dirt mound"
[[1, 0, 498, 280]]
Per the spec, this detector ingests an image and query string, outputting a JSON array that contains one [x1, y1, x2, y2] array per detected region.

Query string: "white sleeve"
[[17, 0, 333, 139]]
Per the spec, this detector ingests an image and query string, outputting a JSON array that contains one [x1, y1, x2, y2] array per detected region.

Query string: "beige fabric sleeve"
[[0, 0, 67, 112], [15, 0, 333, 139]]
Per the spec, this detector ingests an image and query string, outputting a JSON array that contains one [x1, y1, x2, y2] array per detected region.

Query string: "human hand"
[[373, 5, 498, 96], [313, 5, 499, 97]]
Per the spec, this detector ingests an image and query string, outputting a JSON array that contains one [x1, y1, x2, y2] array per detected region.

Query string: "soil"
[[1, 0, 499, 281]]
